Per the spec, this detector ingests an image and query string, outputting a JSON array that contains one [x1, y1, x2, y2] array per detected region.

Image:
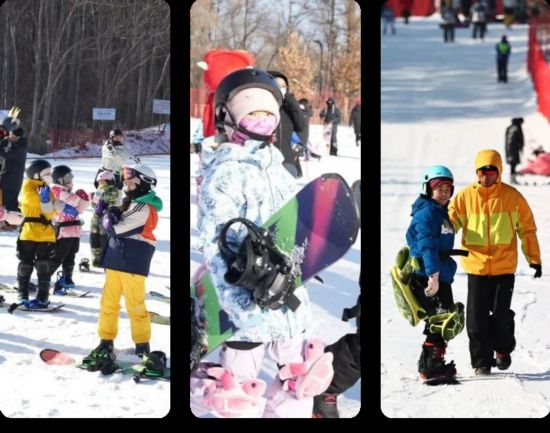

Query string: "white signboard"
[[0, 110, 9, 123], [93, 108, 116, 120], [153, 99, 170, 115]]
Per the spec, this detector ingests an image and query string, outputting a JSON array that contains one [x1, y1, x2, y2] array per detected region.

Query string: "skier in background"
[[350, 99, 361, 147], [470, 1, 487, 40], [382, 4, 397, 35], [320, 98, 341, 156], [496, 35, 511, 83], [504, 117, 524, 180], [96, 129, 132, 191], [268, 70, 306, 178]]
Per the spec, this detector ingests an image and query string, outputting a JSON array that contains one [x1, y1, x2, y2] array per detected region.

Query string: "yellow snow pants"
[[98, 269, 151, 344]]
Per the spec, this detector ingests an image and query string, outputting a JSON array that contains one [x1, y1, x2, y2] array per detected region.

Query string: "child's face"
[[432, 183, 452, 205], [245, 111, 272, 119]]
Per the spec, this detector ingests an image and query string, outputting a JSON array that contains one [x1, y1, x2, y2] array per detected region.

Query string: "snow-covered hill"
[[381, 17, 550, 418]]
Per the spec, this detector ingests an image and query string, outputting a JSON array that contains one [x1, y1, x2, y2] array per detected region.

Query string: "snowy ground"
[[381, 17, 550, 418], [190, 118, 362, 417], [0, 154, 170, 418]]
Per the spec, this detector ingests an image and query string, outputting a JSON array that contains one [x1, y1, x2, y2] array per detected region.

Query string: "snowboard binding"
[[79, 258, 90, 272], [134, 351, 167, 382], [82, 342, 116, 373], [218, 217, 299, 312]]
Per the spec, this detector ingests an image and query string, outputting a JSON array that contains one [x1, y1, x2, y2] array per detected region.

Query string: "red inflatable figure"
[[197, 49, 256, 137]]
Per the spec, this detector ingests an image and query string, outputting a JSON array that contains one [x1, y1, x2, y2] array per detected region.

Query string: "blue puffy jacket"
[[405, 195, 457, 284]]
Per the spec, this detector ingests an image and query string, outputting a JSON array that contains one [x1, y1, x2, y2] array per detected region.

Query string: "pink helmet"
[[96, 170, 115, 184]]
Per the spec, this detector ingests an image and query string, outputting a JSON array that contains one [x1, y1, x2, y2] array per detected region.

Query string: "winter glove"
[[75, 189, 89, 201], [94, 199, 108, 216], [101, 212, 120, 233], [63, 204, 79, 218], [530, 264, 542, 278], [424, 272, 440, 297], [38, 186, 51, 203], [50, 185, 63, 198]]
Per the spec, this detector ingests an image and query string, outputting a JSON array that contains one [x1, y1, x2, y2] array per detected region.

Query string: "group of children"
[[0, 128, 163, 358]]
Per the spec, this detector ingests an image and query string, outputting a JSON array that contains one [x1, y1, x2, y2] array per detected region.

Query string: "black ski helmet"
[[214, 68, 283, 132], [52, 165, 73, 186], [26, 159, 52, 180], [110, 129, 123, 138]]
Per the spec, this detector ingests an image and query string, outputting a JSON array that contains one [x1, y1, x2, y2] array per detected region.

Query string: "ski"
[[149, 291, 170, 303], [150, 311, 170, 325]]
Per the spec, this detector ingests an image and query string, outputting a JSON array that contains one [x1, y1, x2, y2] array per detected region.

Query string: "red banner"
[[528, 15, 550, 123]]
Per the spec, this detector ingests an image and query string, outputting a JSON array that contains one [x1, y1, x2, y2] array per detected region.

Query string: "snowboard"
[[150, 311, 170, 325], [150, 291, 170, 303], [3, 301, 65, 313], [0, 283, 90, 298], [191, 173, 360, 371], [39, 349, 170, 382], [423, 376, 461, 386]]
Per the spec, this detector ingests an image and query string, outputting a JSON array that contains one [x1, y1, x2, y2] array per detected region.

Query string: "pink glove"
[[50, 185, 63, 198], [425, 272, 440, 297]]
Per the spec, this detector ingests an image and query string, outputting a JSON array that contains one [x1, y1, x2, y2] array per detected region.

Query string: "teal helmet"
[[421, 165, 454, 197]]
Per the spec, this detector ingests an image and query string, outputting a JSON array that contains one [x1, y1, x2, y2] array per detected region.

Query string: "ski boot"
[[495, 352, 511, 370], [26, 298, 50, 309], [53, 271, 68, 295], [475, 366, 491, 376], [312, 393, 340, 418], [82, 340, 116, 373], [79, 258, 90, 272], [135, 342, 150, 357], [418, 342, 457, 380]]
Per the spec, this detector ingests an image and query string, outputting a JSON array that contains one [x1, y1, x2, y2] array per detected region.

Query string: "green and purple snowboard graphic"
[[191, 173, 360, 370]]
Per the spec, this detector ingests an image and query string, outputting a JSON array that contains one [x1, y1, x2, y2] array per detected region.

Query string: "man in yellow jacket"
[[449, 149, 542, 376]]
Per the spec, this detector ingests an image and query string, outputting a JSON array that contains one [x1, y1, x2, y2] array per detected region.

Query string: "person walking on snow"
[[382, 5, 396, 35], [320, 98, 341, 156], [350, 99, 361, 147], [496, 35, 511, 83], [190, 68, 334, 418], [405, 166, 462, 382], [448, 149, 541, 375], [504, 117, 524, 179]]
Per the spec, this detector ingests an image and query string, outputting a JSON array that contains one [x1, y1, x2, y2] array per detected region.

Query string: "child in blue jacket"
[[405, 165, 458, 381]]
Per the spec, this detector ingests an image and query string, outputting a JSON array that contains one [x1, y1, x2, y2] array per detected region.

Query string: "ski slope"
[[0, 154, 170, 418], [381, 17, 550, 418], [190, 119, 362, 417]]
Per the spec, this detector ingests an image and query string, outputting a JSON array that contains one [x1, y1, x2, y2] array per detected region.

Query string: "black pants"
[[467, 274, 516, 369], [411, 275, 454, 346], [330, 124, 338, 156], [510, 162, 517, 175], [17, 240, 54, 301], [325, 333, 360, 395], [2, 188, 21, 212], [49, 237, 80, 279], [473, 22, 486, 39], [497, 59, 508, 82], [443, 25, 455, 42]]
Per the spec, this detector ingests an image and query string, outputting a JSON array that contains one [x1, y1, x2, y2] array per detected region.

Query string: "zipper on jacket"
[[486, 188, 491, 276]]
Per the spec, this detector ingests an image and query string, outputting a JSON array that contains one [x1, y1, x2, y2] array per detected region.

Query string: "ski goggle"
[[122, 167, 156, 186], [476, 165, 498, 177]]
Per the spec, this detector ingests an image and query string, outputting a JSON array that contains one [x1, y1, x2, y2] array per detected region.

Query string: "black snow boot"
[[312, 393, 340, 418], [135, 342, 150, 357], [495, 352, 511, 370], [82, 340, 115, 372], [418, 342, 457, 380]]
